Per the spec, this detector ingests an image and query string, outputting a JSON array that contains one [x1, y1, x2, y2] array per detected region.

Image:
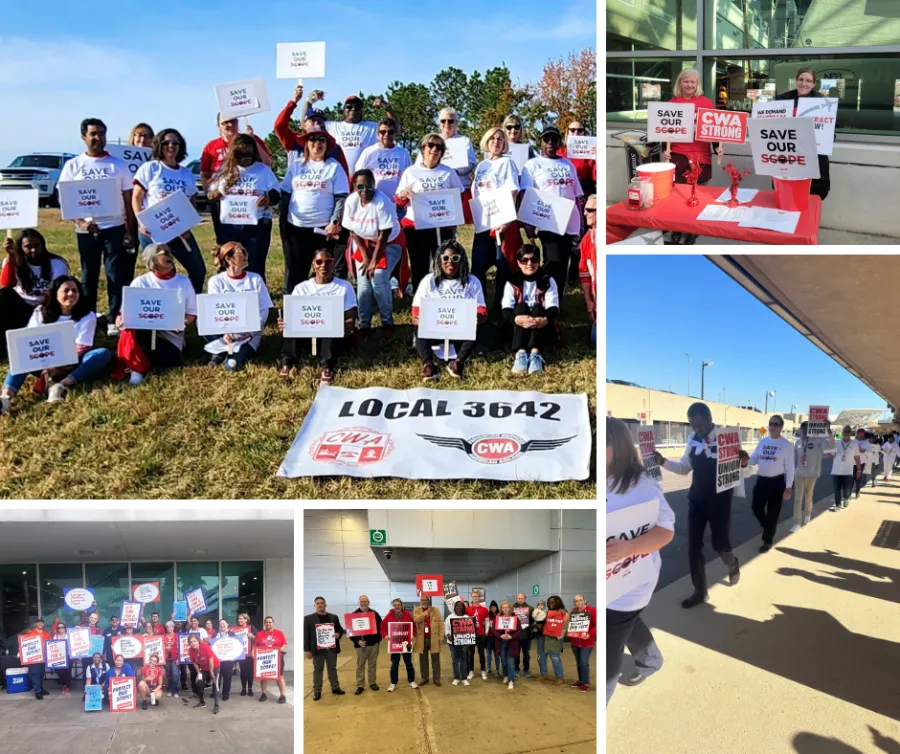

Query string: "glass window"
[[608, 0, 699, 51], [175, 562, 219, 623], [131, 562, 175, 627], [85, 563, 129, 626], [220, 562, 264, 628], [608, 58, 698, 121], [39, 564, 83, 628], [0, 564, 38, 647]]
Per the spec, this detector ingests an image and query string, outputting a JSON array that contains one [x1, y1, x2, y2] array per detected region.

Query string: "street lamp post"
[[701, 361, 713, 400], [765, 390, 776, 413], [685, 353, 692, 396]]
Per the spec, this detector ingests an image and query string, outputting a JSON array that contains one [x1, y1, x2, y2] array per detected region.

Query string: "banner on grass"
[[254, 648, 281, 680], [45, 639, 68, 669], [197, 293, 261, 336], [143, 636, 164, 665], [6, 321, 79, 377], [18, 634, 44, 665], [450, 617, 476, 645], [58, 178, 121, 221], [716, 426, 743, 493], [106, 144, 153, 177], [121, 286, 185, 332], [568, 611, 591, 639], [469, 188, 517, 234], [543, 610, 567, 638], [411, 189, 464, 229], [638, 428, 662, 482], [184, 587, 208, 616], [607, 498, 660, 606], [416, 574, 444, 597], [695, 108, 748, 144], [516, 188, 575, 236], [344, 612, 376, 637], [647, 102, 695, 143], [85, 684, 103, 711], [214, 78, 270, 120], [67, 627, 92, 658], [120, 601, 142, 628], [0, 188, 39, 230], [110, 676, 136, 712], [277, 386, 591, 481], [136, 189, 202, 244], [387, 622, 413, 653], [808, 406, 829, 437], [132, 582, 160, 604], [276, 41, 326, 79], [747, 118, 820, 179], [211, 635, 246, 662], [111, 635, 143, 660]]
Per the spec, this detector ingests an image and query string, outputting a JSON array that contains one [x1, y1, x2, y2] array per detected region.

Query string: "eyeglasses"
[[519, 257, 538, 265], [235, 152, 252, 160], [505, 125, 522, 131], [161, 139, 180, 147], [355, 183, 374, 192], [313, 258, 335, 266], [344, 103, 361, 110], [378, 129, 395, 136], [424, 143, 445, 151], [769, 422, 783, 427], [568, 128, 585, 134], [441, 254, 461, 263], [440, 119, 456, 124], [584, 207, 596, 213]]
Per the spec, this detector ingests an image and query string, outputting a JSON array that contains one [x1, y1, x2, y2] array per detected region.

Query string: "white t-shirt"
[[501, 277, 560, 311], [129, 272, 198, 350], [342, 191, 400, 248], [282, 158, 350, 228], [356, 144, 413, 199], [395, 165, 464, 225], [204, 271, 274, 354], [324, 120, 379, 174], [27, 308, 97, 348], [520, 156, 584, 236], [825, 439, 860, 476], [134, 161, 197, 211], [748, 436, 795, 487], [1, 257, 70, 307], [471, 156, 520, 198], [416, 134, 478, 187], [606, 474, 676, 612], [412, 274, 486, 312], [58, 153, 131, 230], [211, 162, 280, 221], [291, 277, 357, 313]]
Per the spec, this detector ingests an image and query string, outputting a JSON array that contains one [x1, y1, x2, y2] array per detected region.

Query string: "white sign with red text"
[[283, 294, 345, 339], [7, 321, 78, 376], [516, 188, 575, 236], [565, 135, 597, 160], [136, 189, 201, 244], [214, 78, 271, 120], [747, 118, 820, 179], [220, 194, 259, 225], [606, 498, 660, 605], [808, 405, 829, 437], [638, 428, 662, 482], [716, 426, 743, 493], [418, 298, 477, 342], [751, 101, 791, 120], [411, 189, 464, 229], [197, 293, 261, 337], [0, 189, 39, 230], [276, 41, 326, 80], [121, 286, 185, 332], [469, 188, 517, 233], [132, 582, 160, 604], [647, 102, 696, 143], [59, 178, 121, 222], [797, 98, 838, 156]]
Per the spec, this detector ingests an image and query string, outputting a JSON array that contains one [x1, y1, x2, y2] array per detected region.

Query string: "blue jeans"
[[355, 242, 401, 328], [537, 635, 548, 676], [498, 641, 516, 683], [215, 220, 274, 283], [515, 637, 532, 675], [166, 660, 180, 694], [139, 232, 206, 293], [548, 650, 564, 679], [486, 640, 501, 673], [590, 322, 596, 345], [389, 653, 414, 684], [4, 347, 111, 391], [571, 644, 593, 685], [76, 224, 136, 319], [29, 666, 45, 694], [450, 644, 469, 681]]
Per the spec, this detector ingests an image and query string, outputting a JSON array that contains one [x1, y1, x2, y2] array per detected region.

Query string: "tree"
[[430, 67, 469, 118], [537, 48, 597, 134], [385, 81, 434, 153]]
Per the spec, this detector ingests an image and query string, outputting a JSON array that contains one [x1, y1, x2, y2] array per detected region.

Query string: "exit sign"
[[532, 585, 539, 596], [370, 529, 386, 546]]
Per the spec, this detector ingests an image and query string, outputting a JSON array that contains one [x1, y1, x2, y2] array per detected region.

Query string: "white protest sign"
[[254, 648, 280, 680], [441, 138, 471, 171], [184, 587, 207, 616], [716, 426, 743, 493], [568, 611, 591, 638], [516, 188, 575, 236], [67, 627, 92, 658], [197, 293, 261, 337], [566, 135, 597, 160], [0, 189, 39, 230], [111, 635, 143, 659], [214, 78, 271, 120], [6, 321, 78, 376], [109, 677, 136, 712], [211, 635, 246, 662], [18, 634, 44, 665], [606, 498, 660, 605], [220, 194, 259, 225], [506, 143, 530, 175], [637, 428, 662, 483], [136, 190, 202, 244], [751, 101, 791, 119], [64, 587, 95, 611], [495, 616, 517, 631], [418, 298, 477, 342], [315, 623, 336, 650], [58, 178, 121, 221], [283, 294, 345, 339], [278, 386, 591, 481], [106, 144, 153, 177], [277, 41, 326, 79], [469, 188, 517, 233], [46, 639, 68, 668], [119, 601, 142, 629], [748, 118, 820, 179], [647, 102, 696, 143], [143, 636, 164, 664], [132, 582, 160, 603], [411, 189, 464, 229], [797, 97, 838, 156], [121, 287, 185, 332], [808, 406, 829, 437]]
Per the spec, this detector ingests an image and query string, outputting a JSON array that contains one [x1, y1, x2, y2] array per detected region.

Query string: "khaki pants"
[[794, 476, 817, 524], [355, 643, 379, 687]]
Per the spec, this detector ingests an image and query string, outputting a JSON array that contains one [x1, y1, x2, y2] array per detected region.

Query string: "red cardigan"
[[274, 100, 350, 177], [568, 605, 597, 648]]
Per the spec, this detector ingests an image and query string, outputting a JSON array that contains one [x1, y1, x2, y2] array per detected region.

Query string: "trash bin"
[[611, 130, 664, 182], [6, 667, 31, 694]]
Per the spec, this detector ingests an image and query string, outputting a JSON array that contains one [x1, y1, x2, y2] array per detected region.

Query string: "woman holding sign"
[[568, 594, 596, 693], [606, 417, 676, 707], [1, 276, 111, 414], [163, 621, 180, 699], [444, 600, 471, 686], [235, 613, 258, 696], [775, 67, 831, 200], [51, 621, 73, 695], [494, 601, 523, 690]]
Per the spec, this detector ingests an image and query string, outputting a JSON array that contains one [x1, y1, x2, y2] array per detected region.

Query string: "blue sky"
[[606, 256, 888, 416], [1, 0, 596, 168]]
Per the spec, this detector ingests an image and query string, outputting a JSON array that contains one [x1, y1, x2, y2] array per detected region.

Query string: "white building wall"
[[265, 556, 294, 672]]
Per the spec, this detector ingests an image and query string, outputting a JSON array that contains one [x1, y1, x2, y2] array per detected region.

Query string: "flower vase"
[[686, 180, 700, 207], [726, 183, 740, 208]]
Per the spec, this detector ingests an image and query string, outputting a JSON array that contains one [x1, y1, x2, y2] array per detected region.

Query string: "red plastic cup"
[[773, 177, 812, 211]]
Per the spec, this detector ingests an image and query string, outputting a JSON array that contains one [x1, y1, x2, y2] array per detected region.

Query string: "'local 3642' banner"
[[277, 386, 591, 481]]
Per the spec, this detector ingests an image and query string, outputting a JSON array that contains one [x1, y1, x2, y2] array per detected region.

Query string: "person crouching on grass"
[[138, 653, 164, 710], [187, 635, 220, 714], [112, 244, 198, 386]]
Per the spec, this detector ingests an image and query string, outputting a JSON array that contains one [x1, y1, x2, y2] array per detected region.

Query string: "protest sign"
[[695, 108, 748, 144], [416, 574, 444, 597], [411, 189, 464, 229], [120, 601, 142, 628], [751, 101, 791, 119], [58, 178, 121, 221], [220, 194, 259, 225], [278, 386, 591, 481], [716, 426, 743, 493], [106, 144, 153, 177], [0, 188, 39, 231], [112, 635, 143, 659], [143, 636, 164, 665], [121, 286, 185, 332], [197, 293, 261, 337], [441, 138, 471, 171], [282, 294, 345, 339], [543, 610, 566, 638], [315, 623, 336, 650], [495, 616, 517, 631], [417, 298, 477, 344], [109, 676, 136, 712], [808, 405, 829, 437], [506, 143, 530, 174], [18, 634, 44, 665], [136, 189, 202, 244], [211, 635, 246, 662], [254, 648, 281, 680], [450, 617, 476, 645], [132, 582, 160, 604], [63, 587, 95, 611], [607, 498, 660, 605], [6, 321, 79, 376], [173, 602, 188, 622], [513, 606, 531, 628], [184, 587, 208, 616], [90, 634, 105, 656], [647, 102, 696, 143], [638, 428, 662, 482], [85, 684, 103, 711], [276, 41, 326, 79], [233, 628, 251, 654], [516, 188, 575, 236], [443, 581, 460, 613], [45, 639, 68, 669], [568, 612, 591, 639], [214, 78, 271, 120], [469, 188, 517, 234], [797, 97, 838, 156], [747, 118, 820, 179], [387, 622, 413, 653], [565, 135, 597, 160], [177, 633, 193, 664], [344, 612, 376, 637], [67, 627, 92, 659]]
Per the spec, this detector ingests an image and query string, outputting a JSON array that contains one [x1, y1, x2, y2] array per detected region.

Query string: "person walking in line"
[[381, 598, 418, 693], [744, 415, 795, 553], [654, 402, 741, 607], [511, 593, 534, 678], [348, 595, 382, 695], [825, 426, 861, 510], [464, 589, 489, 681], [445, 600, 471, 686], [884, 433, 900, 482], [791, 420, 835, 532], [853, 428, 871, 498], [866, 432, 881, 487], [303, 597, 345, 702], [413, 596, 443, 687]]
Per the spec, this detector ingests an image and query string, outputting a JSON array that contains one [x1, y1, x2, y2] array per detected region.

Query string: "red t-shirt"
[[162, 633, 178, 662], [200, 135, 271, 175], [256, 629, 287, 650], [188, 641, 220, 670], [668, 95, 716, 164], [141, 664, 163, 686], [578, 229, 596, 289], [465, 604, 489, 636]]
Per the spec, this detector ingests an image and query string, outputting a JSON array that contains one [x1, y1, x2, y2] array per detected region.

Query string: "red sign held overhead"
[[415, 574, 444, 597], [695, 108, 748, 144]]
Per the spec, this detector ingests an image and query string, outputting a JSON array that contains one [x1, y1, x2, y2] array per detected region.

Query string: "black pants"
[[210, 200, 225, 245], [536, 231, 573, 299], [417, 335, 478, 365], [671, 152, 713, 184], [281, 335, 345, 369], [751, 474, 786, 546], [467, 633, 486, 673], [280, 223, 336, 297], [76, 225, 136, 319], [406, 226, 454, 294], [471, 231, 510, 316], [833, 474, 853, 507], [207, 342, 256, 369], [217, 220, 273, 282], [0, 288, 34, 359], [606, 607, 661, 706], [811, 155, 830, 201], [239, 657, 253, 692], [687, 495, 738, 596], [135, 330, 183, 370], [511, 302, 553, 352], [219, 661, 234, 698], [194, 668, 219, 704]]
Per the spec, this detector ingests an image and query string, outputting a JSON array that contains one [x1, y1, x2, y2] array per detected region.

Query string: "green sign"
[[532, 585, 539, 596], [370, 529, 386, 546]]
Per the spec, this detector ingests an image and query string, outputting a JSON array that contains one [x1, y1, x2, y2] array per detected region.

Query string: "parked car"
[[0, 153, 76, 206], [186, 159, 208, 211]]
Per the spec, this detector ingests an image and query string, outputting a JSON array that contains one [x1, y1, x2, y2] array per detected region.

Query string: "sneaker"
[[618, 671, 646, 687], [830, 504, 840, 512], [128, 371, 145, 387], [802, 515, 811, 526], [481, 671, 487, 680], [511, 351, 529, 375], [239, 689, 247, 697], [452, 679, 460, 686], [467, 671, 474, 680], [224, 358, 240, 372], [194, 700, 206, 708], [462, 680, 469, 686], [729, 559, 741, 586], [173, 693, 179, 699], [213, 703, 219, 714], [63, 686, 70, 695], [446, 360, 464, 379], [47, 383, 68, 404], [1, 395, 12, 415], [524, 672, 532, 678], [107, 323, 120, 337], [370, 684, 379, 691], [579, 684, 589, 693], [681, 592, 709, 609], [278, 695, 286, 704], [789, 523, 801, 533], [527, 352, 545, 375], [759, 543, 771, 553], [142, 700, 149, 710], [571, 681, 582, 687], [502, 676, 509, 683], [354, 687, 364, 695], [507, 681, 514, 690], [258, 693, 267, 702], [387, 684, 397, 692], [422, 363, 439, 382], [409, 682, 418, 689], [841, 503, 848, 509], [319, 367, 335, 385]]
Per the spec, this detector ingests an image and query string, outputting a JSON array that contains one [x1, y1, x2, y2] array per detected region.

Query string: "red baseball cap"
[[344, 95, 363, 105]]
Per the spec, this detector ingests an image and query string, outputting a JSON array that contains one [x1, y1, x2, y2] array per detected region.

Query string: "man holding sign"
[[792, 419, 835, 531], [380, 599, 417, 693], [57, 118, 136, 334], [304, 598, 344, 702], [18, 617, 49, 699], [347, 595, 382, 695]]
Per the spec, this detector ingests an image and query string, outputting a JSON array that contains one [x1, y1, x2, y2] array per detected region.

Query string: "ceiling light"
[[78, 550, 96, 557]]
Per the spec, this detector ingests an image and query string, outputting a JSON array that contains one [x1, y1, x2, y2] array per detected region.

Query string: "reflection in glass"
[[39, 564, 83, 628], [131, 563, 175, 626], [221, 562, 264, 627], [175, 562, 219, 623], [85, 563, 128, 625], [0, 564, 38, 646]]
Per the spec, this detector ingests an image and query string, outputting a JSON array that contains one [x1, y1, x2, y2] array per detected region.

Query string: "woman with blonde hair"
[[493, 600, 523, 690], [502, 115, 536, 160], [129, 123, 154, 148], [664, 68, 723, 187]]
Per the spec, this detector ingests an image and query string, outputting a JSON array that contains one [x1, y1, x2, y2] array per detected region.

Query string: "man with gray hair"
[[348, 595, 382, 695]]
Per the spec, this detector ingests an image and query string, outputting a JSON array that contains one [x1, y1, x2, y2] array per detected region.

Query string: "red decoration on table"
[[722, 162, 752, 208], [684, 158, 703, 207]]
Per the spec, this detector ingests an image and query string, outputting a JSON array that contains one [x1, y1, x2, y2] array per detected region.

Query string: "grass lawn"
[[0, 209, 596, 499]]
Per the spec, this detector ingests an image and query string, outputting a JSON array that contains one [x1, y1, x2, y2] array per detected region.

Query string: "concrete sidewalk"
[[608, 479, 900, 754]]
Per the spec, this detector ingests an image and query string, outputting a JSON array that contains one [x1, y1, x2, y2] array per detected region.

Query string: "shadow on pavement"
[[774, 546, 900, 605], [793, 727, 900, 754]]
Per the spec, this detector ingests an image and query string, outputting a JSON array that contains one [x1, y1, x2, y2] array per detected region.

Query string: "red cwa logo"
[[419, 433, 575, 465], [310, 427, 394, 466]]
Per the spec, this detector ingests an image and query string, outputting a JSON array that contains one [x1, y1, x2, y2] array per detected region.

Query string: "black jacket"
[[303, 612, 344, 656], [348, 609, 382, 648], [775, 88, 824, 108]]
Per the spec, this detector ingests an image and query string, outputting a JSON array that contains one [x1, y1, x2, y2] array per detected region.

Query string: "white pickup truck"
[[0, 152, 77, 206]]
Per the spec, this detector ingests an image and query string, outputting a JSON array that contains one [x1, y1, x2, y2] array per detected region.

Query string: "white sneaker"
[[452, 679, 459, 686], [387, 684, 397, 692], [409, 682, 418, 689], [481, 671, 487, 680], [107, 323, 119, 337], [462, 680, 469, 686], [128, 371, 144, 386], [172, 693, 179, 699], [467, 671, 474, 680], [507, 681, 514, 690], [789, 523, 801, 533], [47, 383, 67, 403], [802, 515, 810, 526], [502, 676, 508, 683]]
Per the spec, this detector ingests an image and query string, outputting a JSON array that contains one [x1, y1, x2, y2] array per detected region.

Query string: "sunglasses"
[[519, 257, 538, 265], [541, 135, 560, 142], [378, 129, 395, 136], [161, 139, 181, 147], [769, 422, 783, 427], [344, 103, 362, 109], [584, 207, 596, 213], [424, 143, 445, 151], [355, 183, 374, 192], [313, 258, 335, 266], [441, 254, 461, 263], [440, 119, 456, 124], [235, 152, 253, 160], [308, 136, 327, 143], [568, 128, 585, 134], [506, 125, 522, 131]]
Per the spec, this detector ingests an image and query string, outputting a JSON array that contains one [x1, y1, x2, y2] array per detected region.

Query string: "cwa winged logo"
[[417, 433, 576, 464]]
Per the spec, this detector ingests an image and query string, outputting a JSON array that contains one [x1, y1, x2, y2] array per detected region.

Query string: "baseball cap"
[[305, 109, 326, 123], [540, 125, 562, 140], [344, 95, 363, 105]]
